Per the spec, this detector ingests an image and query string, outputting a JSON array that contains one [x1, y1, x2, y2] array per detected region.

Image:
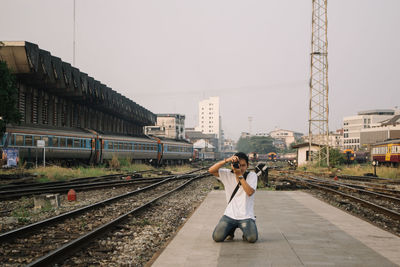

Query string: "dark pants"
[[212, 215, 258, 243]]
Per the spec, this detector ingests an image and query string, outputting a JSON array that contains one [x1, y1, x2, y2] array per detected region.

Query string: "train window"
[[25, 135, 32, 146], [123, 143, 128, 150], [60, 138, 66, 147], [128, 143, 132, 150], [73, 139, 81, 148], [10, 134, 15, 145], [42, 137, 49, 146], [0, 134, 5, 145], [34, 136, 41, 146], [67, 138, 72, 148], [16, 135, 24, 146], [53, 137, 59, 147]]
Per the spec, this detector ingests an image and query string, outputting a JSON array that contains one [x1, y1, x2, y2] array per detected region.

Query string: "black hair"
[[234, 152, 249, 166]]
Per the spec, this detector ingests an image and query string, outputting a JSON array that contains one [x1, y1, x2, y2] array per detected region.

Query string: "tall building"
[[195, 97, 221, 148], [343, 109, 399, 150]]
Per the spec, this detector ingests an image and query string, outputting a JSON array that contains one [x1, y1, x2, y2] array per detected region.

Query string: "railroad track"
[[285, 174, 400, 224], [0, 171, 209, 266], [0, 167, 207, 200]]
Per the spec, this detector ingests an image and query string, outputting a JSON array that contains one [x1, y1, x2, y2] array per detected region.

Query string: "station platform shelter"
[[150, 191, 400, 267], [0, 41, 155, 136]]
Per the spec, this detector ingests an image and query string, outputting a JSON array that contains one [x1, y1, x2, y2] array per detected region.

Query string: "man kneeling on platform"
[[209, 152, 258, 243]]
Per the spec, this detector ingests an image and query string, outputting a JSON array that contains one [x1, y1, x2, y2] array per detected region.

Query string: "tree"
[[0, 61, 21, 138], [236, 136, 275, 154], [315, 147, 346, 167]]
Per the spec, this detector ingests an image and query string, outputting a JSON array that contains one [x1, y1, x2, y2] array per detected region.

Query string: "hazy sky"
[[1, 0, 399, 140]]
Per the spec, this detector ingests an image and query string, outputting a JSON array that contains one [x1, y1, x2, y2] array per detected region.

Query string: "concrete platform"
[[151, 191, 400, 267]]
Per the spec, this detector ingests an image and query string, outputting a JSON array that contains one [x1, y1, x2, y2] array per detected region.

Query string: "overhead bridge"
[[0, 41, 155, 135]]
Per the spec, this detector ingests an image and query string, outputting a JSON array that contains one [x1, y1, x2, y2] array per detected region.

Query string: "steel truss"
[[309, 0, 330, 166]]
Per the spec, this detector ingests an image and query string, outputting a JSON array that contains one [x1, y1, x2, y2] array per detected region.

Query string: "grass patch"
[[2, 162, 198, 182], [11, 197, 33, 223], [25, 166, 119, 182], [299, 164, 400, 179], [164, 165, 194, 173], [121, 163, 155, 173]]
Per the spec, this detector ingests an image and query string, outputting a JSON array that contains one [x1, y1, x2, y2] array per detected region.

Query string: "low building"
[[302, 131, 343, 149], [360, 114, 400, 149], [222, 138, 236, 152], [269, 128, 303, 148], [292, 143, 320, 166], [145, 114, 185, 139], [185, 129, 218, 151], [343, 109, 399, 150], [143, 125, 166, 137]]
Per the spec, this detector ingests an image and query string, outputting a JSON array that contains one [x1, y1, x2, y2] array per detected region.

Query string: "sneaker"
[[225, 234, 234, 241]]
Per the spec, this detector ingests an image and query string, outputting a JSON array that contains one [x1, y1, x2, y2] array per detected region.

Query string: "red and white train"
[[371, 139, 400, 166]]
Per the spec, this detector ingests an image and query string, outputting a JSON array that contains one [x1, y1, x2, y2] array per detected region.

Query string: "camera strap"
[[228, 171, 249, 204]]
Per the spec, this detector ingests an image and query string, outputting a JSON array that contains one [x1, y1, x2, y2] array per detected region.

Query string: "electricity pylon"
[[309, 0, 330, 166]]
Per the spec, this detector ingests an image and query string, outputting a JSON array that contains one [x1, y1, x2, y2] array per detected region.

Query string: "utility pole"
[[248, 116, 253, 136], [309, 0, 330, 166], [73, 0, 76, 66]]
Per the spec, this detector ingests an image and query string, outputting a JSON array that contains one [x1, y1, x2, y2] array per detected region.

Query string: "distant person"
[[208, 152, 258, 243]]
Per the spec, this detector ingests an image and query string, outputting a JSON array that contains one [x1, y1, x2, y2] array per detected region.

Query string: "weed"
[[12, 204, 32, 223], [109, 154, 121, 169]]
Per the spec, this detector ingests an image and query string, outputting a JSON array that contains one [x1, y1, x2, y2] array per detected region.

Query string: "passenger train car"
[[371, 139, 400, 166], [0, 125, 193, 166]]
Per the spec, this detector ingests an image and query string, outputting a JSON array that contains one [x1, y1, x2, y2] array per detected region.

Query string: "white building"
[[343, 109, 399, 150], [195, 96, 222, 150], [269, 128, 303, 148], [144, 114, 185, 139], [222, 138, 236, 152], [292, 143, 320, 166], [360, 114, 400, 148], [302, 131, 343, 149]]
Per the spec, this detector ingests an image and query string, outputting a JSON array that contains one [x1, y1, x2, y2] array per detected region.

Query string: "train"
[[343, 149, 355, 163], [248, 152, 296, 162], [0, 125, 194, 166], [371, 139, 400, 166], [342, 149, 369, 164]]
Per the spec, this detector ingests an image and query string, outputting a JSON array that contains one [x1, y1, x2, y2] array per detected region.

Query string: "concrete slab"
[[151, 191, 400, 267]]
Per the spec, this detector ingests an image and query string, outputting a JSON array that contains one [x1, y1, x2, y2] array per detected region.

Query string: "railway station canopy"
[[0, 41, 155, 135]]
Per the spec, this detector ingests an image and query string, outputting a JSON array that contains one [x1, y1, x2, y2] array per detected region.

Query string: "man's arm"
[[238, 176, 255, 196], [208, 156, 236, 177]]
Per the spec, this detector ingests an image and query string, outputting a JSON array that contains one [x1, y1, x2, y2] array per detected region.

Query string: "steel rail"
[[0, 173, 126, 190], [0, 172, 202, 242], [305, 176, 400, 205], [0, 177, 172, 200], [290, 176, 400, 221], [26, 173, 209, 267]]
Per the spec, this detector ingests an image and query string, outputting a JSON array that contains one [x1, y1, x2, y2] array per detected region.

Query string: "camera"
[[232, 162, 240, 169]]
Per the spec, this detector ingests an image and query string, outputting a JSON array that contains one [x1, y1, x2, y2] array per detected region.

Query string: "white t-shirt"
[[217, 168, 257, 220]]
